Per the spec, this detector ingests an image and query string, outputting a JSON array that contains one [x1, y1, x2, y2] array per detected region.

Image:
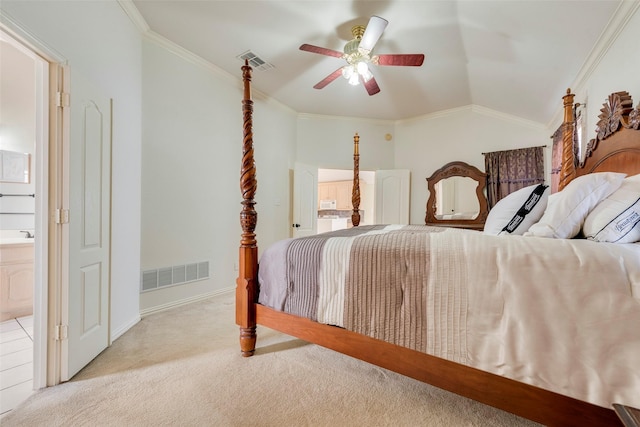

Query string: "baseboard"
[[111, 315, 141, 342], [139, 287, 234, 318]]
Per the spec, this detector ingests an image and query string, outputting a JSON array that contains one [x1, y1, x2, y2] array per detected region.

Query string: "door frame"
[[1, 15, 68, 388]]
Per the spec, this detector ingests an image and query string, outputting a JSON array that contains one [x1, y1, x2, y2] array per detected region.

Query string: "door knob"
[[292, 223, 301, 228]]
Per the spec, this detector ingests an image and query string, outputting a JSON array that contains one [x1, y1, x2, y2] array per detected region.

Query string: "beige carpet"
[[2, 293, 541, 426]]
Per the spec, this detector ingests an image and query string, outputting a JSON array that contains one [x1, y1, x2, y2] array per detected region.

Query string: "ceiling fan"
[[299, 16, 425, 96]]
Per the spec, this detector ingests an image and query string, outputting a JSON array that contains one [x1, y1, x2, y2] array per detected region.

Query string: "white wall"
[[394, 106, 549, 224], [140, 38, 296, 311], [297, 115, 395, 171], [1, 0, 142, 338]]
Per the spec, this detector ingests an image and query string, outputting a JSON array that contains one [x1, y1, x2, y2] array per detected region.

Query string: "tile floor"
[[0, 315, 34, 417]]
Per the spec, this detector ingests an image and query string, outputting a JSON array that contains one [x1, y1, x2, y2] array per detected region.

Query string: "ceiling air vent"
[[236, 50, 274, 71]]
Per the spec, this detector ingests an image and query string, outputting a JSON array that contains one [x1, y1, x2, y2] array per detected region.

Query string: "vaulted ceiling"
[[131, 0, 624, 124]]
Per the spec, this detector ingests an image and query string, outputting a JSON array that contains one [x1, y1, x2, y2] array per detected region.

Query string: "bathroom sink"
[[0, 238, 35, 245]]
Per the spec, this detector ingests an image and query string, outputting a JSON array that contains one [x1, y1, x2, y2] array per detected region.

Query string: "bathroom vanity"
[[0, 239, 34, 322]]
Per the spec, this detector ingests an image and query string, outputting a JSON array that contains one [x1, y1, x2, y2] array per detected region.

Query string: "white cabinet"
[[318, 182, 337, 203], [318, 180, 353, 210]]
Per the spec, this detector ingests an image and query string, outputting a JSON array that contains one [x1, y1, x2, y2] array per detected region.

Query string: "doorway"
[[0, 29, 49, 414], [1, 20, 113, 412], [293, 166, 410, 237], [317, 168, 375, 233]]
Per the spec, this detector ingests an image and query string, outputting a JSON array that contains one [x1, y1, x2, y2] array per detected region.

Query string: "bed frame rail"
[[256, 304, 620, 426]]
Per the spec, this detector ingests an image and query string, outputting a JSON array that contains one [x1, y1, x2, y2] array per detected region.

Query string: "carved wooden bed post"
[[352, 132, 361, 227], [236, 60, 258, 357], [558, 89, 577, 191]]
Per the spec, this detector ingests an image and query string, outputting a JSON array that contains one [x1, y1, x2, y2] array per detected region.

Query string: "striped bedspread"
[[260, 224, 474, 362], [257, 224, 640, 408]]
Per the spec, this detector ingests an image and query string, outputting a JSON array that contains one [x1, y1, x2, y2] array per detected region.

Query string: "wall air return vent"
[[140, 260, 210, 293], [236, 50, 274, 71]]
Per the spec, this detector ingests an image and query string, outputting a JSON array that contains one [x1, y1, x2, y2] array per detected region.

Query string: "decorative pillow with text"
[[583, 174, 640, 243], [483, 184, 549, 236]]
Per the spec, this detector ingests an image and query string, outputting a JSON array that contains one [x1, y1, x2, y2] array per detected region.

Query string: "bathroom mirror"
[[425, 161, 488, 230], [0, 150, 30, 183]]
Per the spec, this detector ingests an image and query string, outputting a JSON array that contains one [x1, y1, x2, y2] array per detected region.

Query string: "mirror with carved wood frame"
[[425, 161, 489, 230]]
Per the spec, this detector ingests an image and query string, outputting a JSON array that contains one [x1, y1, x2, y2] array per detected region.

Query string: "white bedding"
[[458, 231, 640, 407]]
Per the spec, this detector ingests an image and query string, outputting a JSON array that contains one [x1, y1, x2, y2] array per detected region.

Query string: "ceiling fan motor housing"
[[344, 25, 370, 65]]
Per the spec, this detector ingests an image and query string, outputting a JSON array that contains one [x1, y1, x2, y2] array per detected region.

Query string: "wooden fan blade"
[[363, 76, 381, 96], [377, 54, 425, 66], [359, 16, 388, 53], [313, 68, 344, 89], [300, 44, 344, 58]]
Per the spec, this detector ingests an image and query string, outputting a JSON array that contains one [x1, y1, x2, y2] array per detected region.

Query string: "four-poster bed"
[[236, 60, 640, 426]]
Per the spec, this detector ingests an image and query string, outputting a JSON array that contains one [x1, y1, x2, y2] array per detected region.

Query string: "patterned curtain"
[[484, 146, 545, 209]]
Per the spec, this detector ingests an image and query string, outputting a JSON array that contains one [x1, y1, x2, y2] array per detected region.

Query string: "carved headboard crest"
[[583, 91, 637, 163], [629, 103, 640, 130]]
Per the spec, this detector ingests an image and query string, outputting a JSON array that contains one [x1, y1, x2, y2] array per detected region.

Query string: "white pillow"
[[483, 184, 549, 235], [583, 174, 640, 243], [524, 172, 626, 239]]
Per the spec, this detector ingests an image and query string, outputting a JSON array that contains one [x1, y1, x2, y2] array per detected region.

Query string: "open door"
[[375, 169, 410, 224], [61, 71, 112, 380], [292, 163, 317, 237]]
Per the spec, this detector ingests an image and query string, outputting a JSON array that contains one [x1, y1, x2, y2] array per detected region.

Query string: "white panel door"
[[63, 72, 111, 380], [375, 170, 410, 224], [292, 163, 317, 237]]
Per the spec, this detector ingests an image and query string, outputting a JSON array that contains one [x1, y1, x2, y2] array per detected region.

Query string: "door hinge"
[[56, 91, 70, 108], [55, 324, 68, 341], [54, 209, 70, 224]]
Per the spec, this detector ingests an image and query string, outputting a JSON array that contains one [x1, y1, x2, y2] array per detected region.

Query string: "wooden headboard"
[[559, 90, 640, 187]]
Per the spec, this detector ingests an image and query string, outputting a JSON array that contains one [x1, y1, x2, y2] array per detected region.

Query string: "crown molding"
[[571, 0, 639, 94], [143, 31, 296, 113], [117, 0, 149, 33], [547, 0, 640, 129], [118, 0, 295, 115]]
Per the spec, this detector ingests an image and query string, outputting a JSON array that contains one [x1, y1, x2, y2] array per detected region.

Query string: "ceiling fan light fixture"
[[342, 64, 354, 79], [356, 61, 373, 82], [348, 69, 360, 86], [342, 63, 372, 86]]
